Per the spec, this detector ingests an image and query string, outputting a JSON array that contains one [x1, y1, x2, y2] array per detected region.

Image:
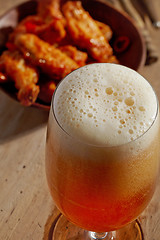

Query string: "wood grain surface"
[[0, 0, 160, 239]]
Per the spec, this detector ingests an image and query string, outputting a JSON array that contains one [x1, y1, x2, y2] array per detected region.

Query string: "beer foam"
[[53, 63, 157, 146]]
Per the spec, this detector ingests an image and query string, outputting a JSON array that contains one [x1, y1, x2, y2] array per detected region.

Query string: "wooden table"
[[0, 0, 160, 239]]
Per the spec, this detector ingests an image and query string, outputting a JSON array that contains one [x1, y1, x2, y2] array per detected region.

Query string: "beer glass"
[[45, 63, 160, 239]]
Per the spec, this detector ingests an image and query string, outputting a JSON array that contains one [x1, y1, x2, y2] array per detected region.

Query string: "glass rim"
[[51, 63, 159, 148]]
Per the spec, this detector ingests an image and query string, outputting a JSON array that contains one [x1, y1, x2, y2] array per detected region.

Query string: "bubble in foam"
[[93, 78, 98, 83], [105, 87, 113, 95], [126, 109, 131, 114], [125, 97, 134, 106], [114, 101, 118, 106], [139, 106, 145, 112], [130, 91, 135, 96], [118, 98, 122, 102], [129, 129, 134, 134], [85, 90, 89, 95], [54, 64, 157, 146], [112, 106, 118, 112], [120, 119, 125, 124], [88, 113, 93, 118]]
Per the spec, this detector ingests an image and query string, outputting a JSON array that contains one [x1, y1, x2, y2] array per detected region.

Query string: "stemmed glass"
[[45, 63, 160, 240]]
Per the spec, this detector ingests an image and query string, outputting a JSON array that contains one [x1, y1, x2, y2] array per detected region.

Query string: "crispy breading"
[[37, 0, 64, 23], [37, 0, 66, 43], [15, 33, 79, 79], [8, 16, 43, 42], [59, 45, 88, 67], [8, 14, 66, 45], [0, 50, 39, 106], [62, 1, 113, 62], [38, 20, 66, 44], [95, 21, 113, 42]]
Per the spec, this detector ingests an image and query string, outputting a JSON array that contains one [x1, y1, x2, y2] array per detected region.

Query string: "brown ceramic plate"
[[0, 0, 146, 110]]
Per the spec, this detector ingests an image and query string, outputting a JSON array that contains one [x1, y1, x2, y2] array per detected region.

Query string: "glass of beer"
[[45, 63, 160, 239]]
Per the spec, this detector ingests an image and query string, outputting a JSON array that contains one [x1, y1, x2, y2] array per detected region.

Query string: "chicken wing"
[[95, 21, 113, 42], [0, 50, 39, 106], [8, 15, 43, 42], [62, 1, 113, 62], [59, 45, 88, 67], [15, 33, 79, 79], [38, 0, 63, 22], [8, 14, 66, 45], [38, 20, 66, 44]]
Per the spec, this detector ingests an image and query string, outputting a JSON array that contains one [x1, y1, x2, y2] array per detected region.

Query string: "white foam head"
[[53, 63, 158, 146]]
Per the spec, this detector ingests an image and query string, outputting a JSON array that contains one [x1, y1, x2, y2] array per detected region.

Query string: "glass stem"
[[89, 231, 108, 239]]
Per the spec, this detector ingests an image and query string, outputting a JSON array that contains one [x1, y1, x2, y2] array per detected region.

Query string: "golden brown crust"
[[15, 34, 79, 79], [59, 45, 88, 67], [0, 50, 39, 106], [62, 1, 113, 62]]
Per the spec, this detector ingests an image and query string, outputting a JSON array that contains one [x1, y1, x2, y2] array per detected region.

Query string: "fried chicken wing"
[[38, 0, 63, 22], [59, 45, 88, 67], [62, 1, 113, 62], [15, 33, 79, 79], [8, 16, 43, 42], [8, 14, 66, 45], [0, 0, 119, 107], [38, 20, 66, 44], [0, 50, 39, 106], [37, 0, 66, 43], [95, 21, 113, 42]]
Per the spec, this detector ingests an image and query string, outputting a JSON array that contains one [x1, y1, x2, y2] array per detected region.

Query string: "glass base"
[[52, 215, 143, 240]]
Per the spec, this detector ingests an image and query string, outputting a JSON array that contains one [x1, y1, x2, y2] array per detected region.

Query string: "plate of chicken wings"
[[0, 0, 146, 110]]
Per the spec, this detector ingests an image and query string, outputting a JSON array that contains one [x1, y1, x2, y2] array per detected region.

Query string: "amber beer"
[[46, 64, 159, 232]]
